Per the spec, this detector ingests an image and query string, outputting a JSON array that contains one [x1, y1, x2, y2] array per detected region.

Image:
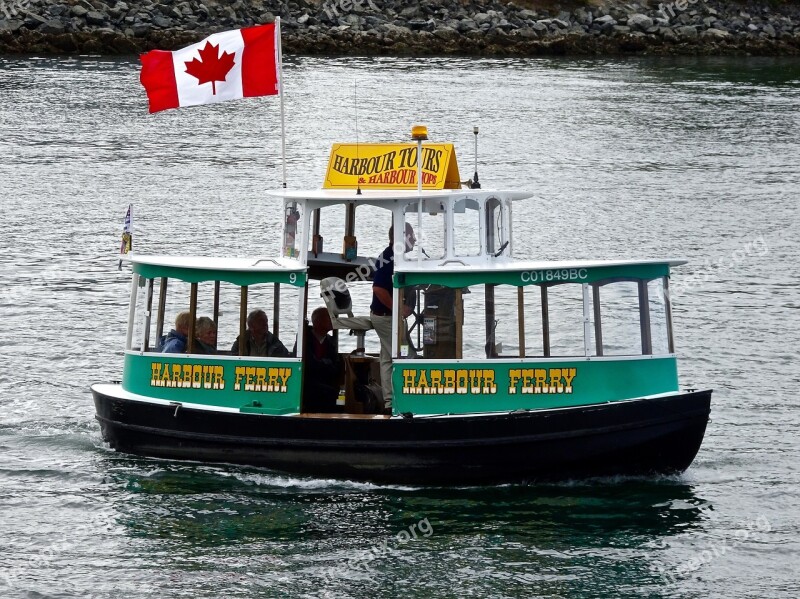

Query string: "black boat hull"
[[92, 387, 711, 485]]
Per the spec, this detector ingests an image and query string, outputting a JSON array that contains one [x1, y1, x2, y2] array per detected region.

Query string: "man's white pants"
[[370, 313, 393, 406]]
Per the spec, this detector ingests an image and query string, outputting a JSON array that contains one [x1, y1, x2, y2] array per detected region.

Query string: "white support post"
[[140, 277, 153, 353], [582, 283, 592, 357], [126, 273, 139, 351]]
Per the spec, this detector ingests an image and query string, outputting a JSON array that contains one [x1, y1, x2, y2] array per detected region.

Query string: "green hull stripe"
[[392, 357, 678, 415], [123, 353, 302, 415]]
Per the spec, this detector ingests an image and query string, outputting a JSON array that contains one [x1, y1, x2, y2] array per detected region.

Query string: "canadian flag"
[[140, 23, 280, 114]]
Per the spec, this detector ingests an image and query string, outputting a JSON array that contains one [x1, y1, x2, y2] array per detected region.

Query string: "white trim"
[[92, 383, 254, 414], [582, 282, 592, 357], [401, 354, 677, 365], [92, 384, 687, 419], [126, 274, 139, 351], [127, 350, 302, 362]]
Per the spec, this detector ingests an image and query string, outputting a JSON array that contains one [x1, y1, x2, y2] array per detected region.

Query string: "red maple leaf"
[[184, 41, 235, 95]]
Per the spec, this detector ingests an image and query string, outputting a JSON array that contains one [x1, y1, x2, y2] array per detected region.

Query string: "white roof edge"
[[266, 189, 534, 201], [124, 254, 307, 272]]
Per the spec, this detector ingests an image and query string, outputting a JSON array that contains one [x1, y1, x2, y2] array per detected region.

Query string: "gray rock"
[[432, 26, 457, 40], [702, 28, 729, 40], [763, 23, 776, 38], [152, 15, 171, 27], [132, 23, 150, 36], [85, 11, 106, 25], [297, 13, 308, 24], [515, 27, 538, 40], [552, 18, 569, 29], [574, 8, 592, 26], [676, 25, 698, 39], [39, 18, 65, 34], [627, 13, 653, 31], [659, 27, 678, 41], [474, 12, 491, 25], [612, 25, 631, 34], [458, 18, 477, 32], [71, 6, 89, 17], [0, 19, 24, 32], [518, 9, 537, 21]]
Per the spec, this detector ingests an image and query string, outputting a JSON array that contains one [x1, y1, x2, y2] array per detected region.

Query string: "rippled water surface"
[[1, 55, 799, 598]]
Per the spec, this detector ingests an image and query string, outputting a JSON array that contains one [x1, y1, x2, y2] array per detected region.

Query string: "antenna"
[[354, 80, 362, 195], [471, 126, 481, 189]]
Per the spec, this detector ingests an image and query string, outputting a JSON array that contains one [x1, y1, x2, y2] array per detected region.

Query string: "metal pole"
[[541, 285, 550, 357], [239, 286, 248, 356], [417, 139, 422, 266], [593, 284, 603, 356], [517, 286, 525, 358], [276, 16, 287, 189], [187, 283, 197, 354], [155, 277, 167, 344]]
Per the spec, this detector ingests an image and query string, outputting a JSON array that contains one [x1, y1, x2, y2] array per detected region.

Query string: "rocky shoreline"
[[1, 0, 800, 56]]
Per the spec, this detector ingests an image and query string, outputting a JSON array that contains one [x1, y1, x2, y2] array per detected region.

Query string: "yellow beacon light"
[[411, 125, 428, 141]]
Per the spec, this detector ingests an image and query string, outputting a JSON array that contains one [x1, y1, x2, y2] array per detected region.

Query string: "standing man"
[[371, 222, 415, 411]]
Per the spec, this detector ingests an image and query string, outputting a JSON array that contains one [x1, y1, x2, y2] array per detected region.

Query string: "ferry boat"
[[92, 129, 711, 485]]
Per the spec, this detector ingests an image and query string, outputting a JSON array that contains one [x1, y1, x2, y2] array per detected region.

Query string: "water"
[[1, 55, 799, 598]]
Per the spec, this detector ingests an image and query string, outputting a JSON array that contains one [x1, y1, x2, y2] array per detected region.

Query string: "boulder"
[[676, 25, 698, 39], [39, 19, 66, 34], [85, 11, 106, 26], [702, 28, 729, 40], [627, 13, 653, 32]]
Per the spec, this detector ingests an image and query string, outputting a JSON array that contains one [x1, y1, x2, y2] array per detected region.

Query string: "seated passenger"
[[192, 316, 218, 355], [301, 307, 342, 413], [162, 311, 191, 353], [231, 309, 290, 357]]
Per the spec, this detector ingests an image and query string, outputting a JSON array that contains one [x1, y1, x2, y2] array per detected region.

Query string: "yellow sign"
[[323, 143, 462, 190]]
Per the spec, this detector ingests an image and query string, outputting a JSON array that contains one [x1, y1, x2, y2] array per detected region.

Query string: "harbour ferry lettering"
[[402, 369, 497, 395], [233, 366, 292, 393], [150, 362, 225, 390], [508, 368, 577, 394], [520, 269, 588, 284]]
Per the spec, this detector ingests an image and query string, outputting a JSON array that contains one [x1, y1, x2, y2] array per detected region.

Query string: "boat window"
[[308, 203, 345, 257], [521, 285, 546, 357], [452, 198, 481, 257], [485, 197, 505, 255], [130, 275, 154, 352], [595, 281, 643, 356], [404, 201, 445, 260], [353, 204, 393, 260], [131, 277, 301, 357], [546, 283, 595, 357], [282, 201, 304, 259], [407, 284, 522, 360], [648, 278, 671, 355]]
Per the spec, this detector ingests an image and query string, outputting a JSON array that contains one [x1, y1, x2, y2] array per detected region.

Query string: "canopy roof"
[[126, 255, 307, 287], [267, 188, 534, 204], [394, 258, 687, 288]]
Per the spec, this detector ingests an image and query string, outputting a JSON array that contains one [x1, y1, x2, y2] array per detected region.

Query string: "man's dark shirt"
[[370, 246, 394, 315]]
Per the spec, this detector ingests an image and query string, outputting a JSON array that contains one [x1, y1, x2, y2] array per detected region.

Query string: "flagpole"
[[276, 16, 287, 189]]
